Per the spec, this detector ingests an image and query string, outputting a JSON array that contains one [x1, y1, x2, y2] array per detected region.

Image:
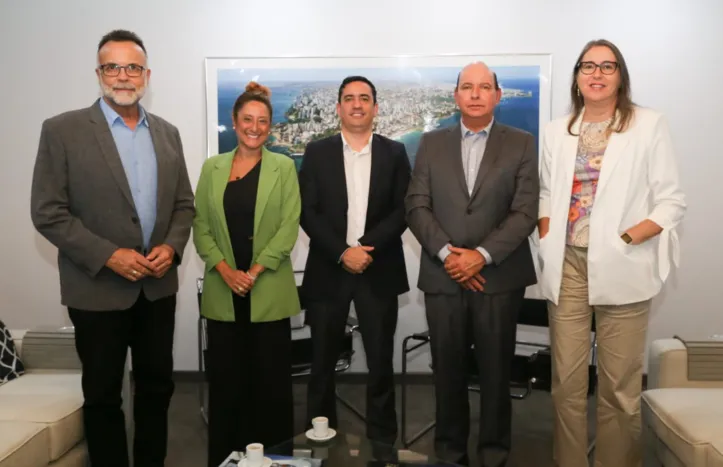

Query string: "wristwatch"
[[621, 233, 633, 244]]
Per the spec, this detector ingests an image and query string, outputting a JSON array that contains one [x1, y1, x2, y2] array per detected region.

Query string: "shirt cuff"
[[437, 244, 452, 262], [338, 247, 350, 263], [476, 247, 492, 264]]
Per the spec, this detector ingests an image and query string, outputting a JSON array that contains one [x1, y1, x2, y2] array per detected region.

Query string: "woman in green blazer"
[[193, 82, 301, 467]]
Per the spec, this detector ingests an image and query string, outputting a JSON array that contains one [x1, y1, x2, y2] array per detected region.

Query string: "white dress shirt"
[[342, 132, 373, 248], [437, 120, 494, 265]]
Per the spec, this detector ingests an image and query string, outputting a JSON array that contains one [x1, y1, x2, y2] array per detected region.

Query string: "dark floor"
[[165, 380, 596, 467]]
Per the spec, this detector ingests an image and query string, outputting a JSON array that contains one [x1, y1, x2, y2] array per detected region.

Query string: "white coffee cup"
[[245, 443, 264, 467], [312, 416, 329, 438]]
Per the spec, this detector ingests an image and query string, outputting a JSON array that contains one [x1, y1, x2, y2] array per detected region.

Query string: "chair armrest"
[[11, 328, 81, 371], [411, 330, 430, 341], [648, 338, 723, 390]]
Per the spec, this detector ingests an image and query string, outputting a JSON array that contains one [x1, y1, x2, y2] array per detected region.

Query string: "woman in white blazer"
[[537, 39, 686, 467]]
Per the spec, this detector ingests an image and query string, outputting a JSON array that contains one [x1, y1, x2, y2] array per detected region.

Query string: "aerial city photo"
[[216, 66, 540, 169]]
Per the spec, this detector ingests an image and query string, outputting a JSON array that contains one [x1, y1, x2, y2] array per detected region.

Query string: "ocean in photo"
[[215, 76, 540, 169]]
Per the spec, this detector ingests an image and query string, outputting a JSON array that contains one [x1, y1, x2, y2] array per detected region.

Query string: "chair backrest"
[[518, 298, 549, 328], [517, 298, 596, 332], [296, 285, 306, 311]]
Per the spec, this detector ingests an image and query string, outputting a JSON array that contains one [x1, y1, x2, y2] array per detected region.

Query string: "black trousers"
[[68, 291, 176, 467], [306, 274, 399, 444], [425, 288, 524, 467], [205, 303, 293, 467]]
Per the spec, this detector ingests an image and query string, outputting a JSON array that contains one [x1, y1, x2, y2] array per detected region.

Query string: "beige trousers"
[[548, 246, 650, 467]]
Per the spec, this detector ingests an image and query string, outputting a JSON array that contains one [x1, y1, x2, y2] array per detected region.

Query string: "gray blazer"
[[30, 99, 195, 311], [405, 122, 539, 295]]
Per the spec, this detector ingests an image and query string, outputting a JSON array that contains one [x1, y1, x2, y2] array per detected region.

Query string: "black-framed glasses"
[[98, 63, 146, 77], [577, 61, 618, 75]]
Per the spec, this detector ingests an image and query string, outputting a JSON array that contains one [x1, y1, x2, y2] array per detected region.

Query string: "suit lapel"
[[147, 113, 170, 216], [447, 125, 468, 199], [595, 121, 630, 195], [329, 134, 349, 212], [469, 122, 506, 201], [89, 101, 135, 209], [254, 148, 280, 237], [211, 153, 234, 257], [561, 114, 583, 192], [366, 135, 384, 221]]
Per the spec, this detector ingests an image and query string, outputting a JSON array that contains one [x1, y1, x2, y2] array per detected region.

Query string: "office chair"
[[399, 297, 598, 450]]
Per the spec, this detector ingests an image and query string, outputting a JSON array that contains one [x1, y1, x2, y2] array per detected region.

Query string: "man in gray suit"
[[405, 62, 539, 467], [30, 30, 194, 467]]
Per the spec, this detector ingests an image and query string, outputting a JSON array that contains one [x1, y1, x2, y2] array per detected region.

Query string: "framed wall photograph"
[[204, 54, 552, 168]]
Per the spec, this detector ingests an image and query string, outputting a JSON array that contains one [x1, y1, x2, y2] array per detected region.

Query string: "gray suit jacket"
[[30, 99, 195, 311], [405, 121, 539, 295]]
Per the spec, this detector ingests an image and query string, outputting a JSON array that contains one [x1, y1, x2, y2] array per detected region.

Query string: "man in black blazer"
[[299, 76, 411, 444]]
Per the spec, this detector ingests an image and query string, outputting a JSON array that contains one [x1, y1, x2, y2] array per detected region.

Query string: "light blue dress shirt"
[[437, 119, 494, 265], [99, 98, 158, 251]]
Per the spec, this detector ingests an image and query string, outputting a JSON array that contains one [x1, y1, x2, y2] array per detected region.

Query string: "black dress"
[[224, 162, 257, 322], [205, 160, 294, 467]]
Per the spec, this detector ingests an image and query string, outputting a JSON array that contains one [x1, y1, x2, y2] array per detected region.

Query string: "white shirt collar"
[[341, 132, 373, 155]]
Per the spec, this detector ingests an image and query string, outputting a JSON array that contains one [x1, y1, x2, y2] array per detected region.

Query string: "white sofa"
[[0, 330, 87, 467], [643, 338, 723, 466]]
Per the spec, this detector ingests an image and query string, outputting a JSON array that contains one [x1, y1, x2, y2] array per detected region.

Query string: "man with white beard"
[[30, 29, 194, 467]]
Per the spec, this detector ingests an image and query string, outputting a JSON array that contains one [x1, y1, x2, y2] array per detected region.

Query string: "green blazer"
[[193, 147, 301, 322]]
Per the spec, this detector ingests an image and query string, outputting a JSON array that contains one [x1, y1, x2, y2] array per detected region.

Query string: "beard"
[[98, 77, 147, 107]]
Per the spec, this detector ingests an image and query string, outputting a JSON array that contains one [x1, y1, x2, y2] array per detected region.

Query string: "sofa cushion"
[[0, 420, 49, 467], [710, 439, 723, 467], [0, 321, 25, 385], [643, 388, 723, 466], [8, 330, 26, 359], [0, 373, 83, 461], [48, 442, 87, 467]]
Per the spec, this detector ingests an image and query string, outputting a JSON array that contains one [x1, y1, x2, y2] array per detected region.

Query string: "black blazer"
[[299, 133, 411, 301]]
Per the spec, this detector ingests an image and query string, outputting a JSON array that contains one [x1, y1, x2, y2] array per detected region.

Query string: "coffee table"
[[219, 430, 461, 466]]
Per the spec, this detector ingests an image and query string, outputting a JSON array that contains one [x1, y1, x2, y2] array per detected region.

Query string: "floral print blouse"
[[567, 119, 612, 247]]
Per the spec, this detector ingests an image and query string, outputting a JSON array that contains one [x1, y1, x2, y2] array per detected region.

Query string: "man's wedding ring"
[[132, 270, 139, 276]]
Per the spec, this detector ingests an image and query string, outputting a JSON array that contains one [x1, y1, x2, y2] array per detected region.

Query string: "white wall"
[[1, 0, 721, 373]]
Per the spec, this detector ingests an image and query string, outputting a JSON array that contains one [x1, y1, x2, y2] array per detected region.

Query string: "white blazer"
[[537, 106, 686, 306]]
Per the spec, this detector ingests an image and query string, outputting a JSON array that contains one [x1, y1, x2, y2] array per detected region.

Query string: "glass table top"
[[220, 430, 461, 467]]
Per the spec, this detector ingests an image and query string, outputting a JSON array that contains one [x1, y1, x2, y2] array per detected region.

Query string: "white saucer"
[[238, 457, 273, 467], [305, 427, 337, 442]]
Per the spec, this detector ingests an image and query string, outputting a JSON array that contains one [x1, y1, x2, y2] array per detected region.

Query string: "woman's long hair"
[[568, 39, 634, 135]]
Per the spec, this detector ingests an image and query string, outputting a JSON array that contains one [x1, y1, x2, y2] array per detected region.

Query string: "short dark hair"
[[98, 30, 147, 55], [338, 76, 377, 103], [455, 70, 499, 90]]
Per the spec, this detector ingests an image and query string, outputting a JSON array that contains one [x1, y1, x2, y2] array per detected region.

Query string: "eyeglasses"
[[577, 61, 618, 75], [98, 63, 146, 77]]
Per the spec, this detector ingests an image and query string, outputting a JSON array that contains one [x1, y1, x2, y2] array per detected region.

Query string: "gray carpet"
[[164, 380, 596, 467]]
